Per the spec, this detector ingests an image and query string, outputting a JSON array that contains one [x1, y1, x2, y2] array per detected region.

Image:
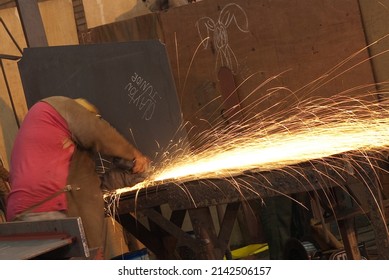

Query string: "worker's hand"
[[132, 153, 151, 174]]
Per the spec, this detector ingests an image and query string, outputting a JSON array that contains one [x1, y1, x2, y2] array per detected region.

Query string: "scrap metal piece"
[[0, 217, 89, 259]]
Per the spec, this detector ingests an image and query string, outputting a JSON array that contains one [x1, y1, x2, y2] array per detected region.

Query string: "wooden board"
[[0, 7, 27, 168], [81, 0, 377, 149], [39, 0, 79, 46], [160, 0, 376, 120], [359, 0, 389, 97]]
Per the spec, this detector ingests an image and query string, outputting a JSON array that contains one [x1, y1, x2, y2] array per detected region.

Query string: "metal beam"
[[0, 218, 89, 259]]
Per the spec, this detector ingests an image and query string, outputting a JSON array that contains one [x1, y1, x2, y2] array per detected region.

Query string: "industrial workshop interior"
[[1, 0, 389, 261]]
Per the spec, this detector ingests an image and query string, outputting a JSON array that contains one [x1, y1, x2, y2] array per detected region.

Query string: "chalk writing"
[[124, 72, 162, 120], [196, 3, 249, 74]]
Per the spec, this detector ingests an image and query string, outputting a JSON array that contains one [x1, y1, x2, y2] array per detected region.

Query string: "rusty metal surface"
[[116, 158, 349, 213]]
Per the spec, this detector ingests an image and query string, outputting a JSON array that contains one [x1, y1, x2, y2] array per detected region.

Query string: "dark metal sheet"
[[18, 41, 186, 162], [0, 238, 72, 260]]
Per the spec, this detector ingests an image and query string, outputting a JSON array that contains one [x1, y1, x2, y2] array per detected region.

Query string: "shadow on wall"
[[115, 0, 188, 22]]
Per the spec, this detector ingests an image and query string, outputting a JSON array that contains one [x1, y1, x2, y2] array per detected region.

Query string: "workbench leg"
[[118, 213, 167, 259], [188, 207, 220, 259], [141, 208, 201, 259], [337, 218, 362, 259], [218, 202, 241, 259], [347, 162, 389, 259]]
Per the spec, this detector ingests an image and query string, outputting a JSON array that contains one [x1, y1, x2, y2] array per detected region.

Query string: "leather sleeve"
[[43, 96, 141, 162]]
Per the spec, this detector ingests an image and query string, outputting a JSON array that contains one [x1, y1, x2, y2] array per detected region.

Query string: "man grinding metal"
[[6, 96, 151, 259]]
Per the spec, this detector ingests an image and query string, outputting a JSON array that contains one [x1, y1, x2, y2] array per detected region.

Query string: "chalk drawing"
[[196, 3, 249, 74], [124, 72, 162, 120]]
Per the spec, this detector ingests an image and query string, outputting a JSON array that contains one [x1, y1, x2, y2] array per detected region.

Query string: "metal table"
[[111, 156, 389, 259], [0, 218, 89, 259]]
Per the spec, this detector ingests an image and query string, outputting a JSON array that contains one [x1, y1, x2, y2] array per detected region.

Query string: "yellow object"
[[226, 243, 269, 260], [74, 98, 99, 114]]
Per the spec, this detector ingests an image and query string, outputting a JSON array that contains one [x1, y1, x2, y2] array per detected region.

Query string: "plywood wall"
[[359, 0, 389, 97], [0, 6, 27, 168], [359, 0, 389, 198], [39, 0, 78, 45], [81, 0, 377, 150], [2, 0, 389, 168], [0, 0, 78, 167], [161, 0, 376, 126]]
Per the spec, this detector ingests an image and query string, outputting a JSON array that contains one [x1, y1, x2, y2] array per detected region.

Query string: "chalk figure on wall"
[[196, 3, 249, 74]]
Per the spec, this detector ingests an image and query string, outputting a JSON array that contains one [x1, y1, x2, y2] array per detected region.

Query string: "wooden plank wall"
[[0, 0, 78, 167], [2, 0, 389, 164], [39, 0, 78, 45], [0, 5, 27, 168], [359, 0, 389, 199], [80, 0, 376, 149], [164, 0, 376, 128], [359, 0, 389, 97]]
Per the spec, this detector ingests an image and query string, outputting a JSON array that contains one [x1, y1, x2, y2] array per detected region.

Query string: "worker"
[[6, 96, 151, 258]]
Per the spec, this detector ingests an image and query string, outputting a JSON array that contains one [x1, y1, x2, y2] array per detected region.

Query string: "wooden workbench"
[[110, 156, 389, 260]]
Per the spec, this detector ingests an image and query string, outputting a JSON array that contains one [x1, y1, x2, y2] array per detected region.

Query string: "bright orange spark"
[[111, 92, 389, 196]]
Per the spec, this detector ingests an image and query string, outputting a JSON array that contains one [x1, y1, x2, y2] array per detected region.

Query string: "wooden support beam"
[[188, 207, 220, 259], [142, 208, 199, 251], [218, 202, 240, 258], [337, 218, 362, 260], [346, 160, 389, 259], [15, 0, 48, 47], [118, 212, 166, 258]]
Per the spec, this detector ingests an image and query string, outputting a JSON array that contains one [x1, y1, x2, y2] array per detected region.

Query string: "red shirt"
[[6, 101, 75, 221]]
